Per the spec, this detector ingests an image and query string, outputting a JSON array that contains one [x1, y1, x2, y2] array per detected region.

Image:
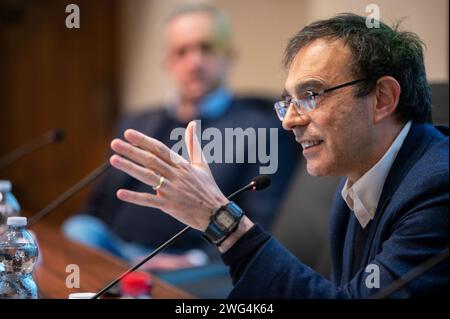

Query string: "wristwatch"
[[202, 201, 244, 246]]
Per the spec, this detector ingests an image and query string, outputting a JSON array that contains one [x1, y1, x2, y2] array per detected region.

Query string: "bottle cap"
[[7, 216, 27, 227], [0, 180, 12, 192], [120, 272, 152, 297], [68, 292, 96, 299]]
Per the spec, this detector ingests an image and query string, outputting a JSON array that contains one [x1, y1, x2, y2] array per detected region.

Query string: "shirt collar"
[[341, 121, 412, 228], [166, 87, 233, 122]]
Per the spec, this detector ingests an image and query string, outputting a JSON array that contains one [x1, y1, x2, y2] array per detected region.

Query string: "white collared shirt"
[[341, 121, 412, 228]]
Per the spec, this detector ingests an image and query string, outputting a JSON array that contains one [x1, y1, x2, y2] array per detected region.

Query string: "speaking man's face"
[[282, 39, 377, 181]]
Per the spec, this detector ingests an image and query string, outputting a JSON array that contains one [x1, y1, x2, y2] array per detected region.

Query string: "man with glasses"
[[109, 14, 448, 298]]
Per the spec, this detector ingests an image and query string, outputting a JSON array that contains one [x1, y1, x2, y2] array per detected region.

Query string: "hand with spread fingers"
[[109, 121, 230, 232]]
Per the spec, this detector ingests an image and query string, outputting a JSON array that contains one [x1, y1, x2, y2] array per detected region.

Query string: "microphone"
[[0, 129, 65, 171], [253, 175, 271, 190], [227, 175, 271, 198], [28, 161, 110, 227], [92, 175, 271, 299]]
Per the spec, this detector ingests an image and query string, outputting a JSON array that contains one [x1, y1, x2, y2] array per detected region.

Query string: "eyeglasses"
[[274, 78, 366, 121]]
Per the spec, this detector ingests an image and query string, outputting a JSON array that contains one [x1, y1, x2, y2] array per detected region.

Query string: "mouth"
[[298, 139, 324, 150]]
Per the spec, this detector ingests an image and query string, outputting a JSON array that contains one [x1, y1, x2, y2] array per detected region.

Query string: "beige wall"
[[305, 0, 449, 81], [119, 0, 449, 113]]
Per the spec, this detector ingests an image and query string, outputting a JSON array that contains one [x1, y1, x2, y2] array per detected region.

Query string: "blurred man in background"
[[62, 3, 299, 297]]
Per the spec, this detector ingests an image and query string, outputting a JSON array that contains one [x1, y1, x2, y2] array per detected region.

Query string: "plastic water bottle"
[[0, 180, 21, 235], [0, 216, 39, 299]]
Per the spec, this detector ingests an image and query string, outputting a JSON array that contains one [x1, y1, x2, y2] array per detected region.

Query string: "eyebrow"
[[281, 79, 327, 99]]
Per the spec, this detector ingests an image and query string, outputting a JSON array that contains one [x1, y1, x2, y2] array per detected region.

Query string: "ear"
[[373, 76, 401, 124]]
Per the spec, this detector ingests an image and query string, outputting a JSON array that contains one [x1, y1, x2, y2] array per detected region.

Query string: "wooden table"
[[31, 222, 192, 299]]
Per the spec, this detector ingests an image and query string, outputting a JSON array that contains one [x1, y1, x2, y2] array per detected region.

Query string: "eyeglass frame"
[[274, 78, 367, 121]]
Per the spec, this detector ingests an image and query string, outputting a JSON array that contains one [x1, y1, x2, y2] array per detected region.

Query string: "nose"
[[186, 47, 206, 67], [281, 104, 310, 131]]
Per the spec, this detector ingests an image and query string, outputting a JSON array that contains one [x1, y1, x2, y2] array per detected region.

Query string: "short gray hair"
[[163, 3, 232, 45]]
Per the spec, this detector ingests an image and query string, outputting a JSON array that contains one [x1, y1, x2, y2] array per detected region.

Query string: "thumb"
[[185, 120, 208, 168]]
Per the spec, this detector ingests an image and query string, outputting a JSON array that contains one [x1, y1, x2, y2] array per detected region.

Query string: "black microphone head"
[[252, 175, 271, 191], [49, 129, 65, 143]]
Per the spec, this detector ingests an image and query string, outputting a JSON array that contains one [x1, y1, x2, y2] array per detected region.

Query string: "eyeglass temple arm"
[[319, 78, 366, 95]]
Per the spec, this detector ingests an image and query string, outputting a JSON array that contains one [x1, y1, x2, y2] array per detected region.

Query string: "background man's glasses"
[[274, 78, 366, 121]]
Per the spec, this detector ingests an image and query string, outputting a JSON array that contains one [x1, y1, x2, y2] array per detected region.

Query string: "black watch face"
[[216, 210, 235, 230]]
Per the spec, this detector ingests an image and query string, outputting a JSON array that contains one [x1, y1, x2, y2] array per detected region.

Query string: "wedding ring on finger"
[[152, 175, 165, 191]]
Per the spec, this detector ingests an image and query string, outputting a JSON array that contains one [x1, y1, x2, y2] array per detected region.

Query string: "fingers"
[[111, 139, 175, 179], [123, 129, 187, 166], [185, 121, 208, 168], [116, 189, 165, 208], [110, 155, 160, 187]]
